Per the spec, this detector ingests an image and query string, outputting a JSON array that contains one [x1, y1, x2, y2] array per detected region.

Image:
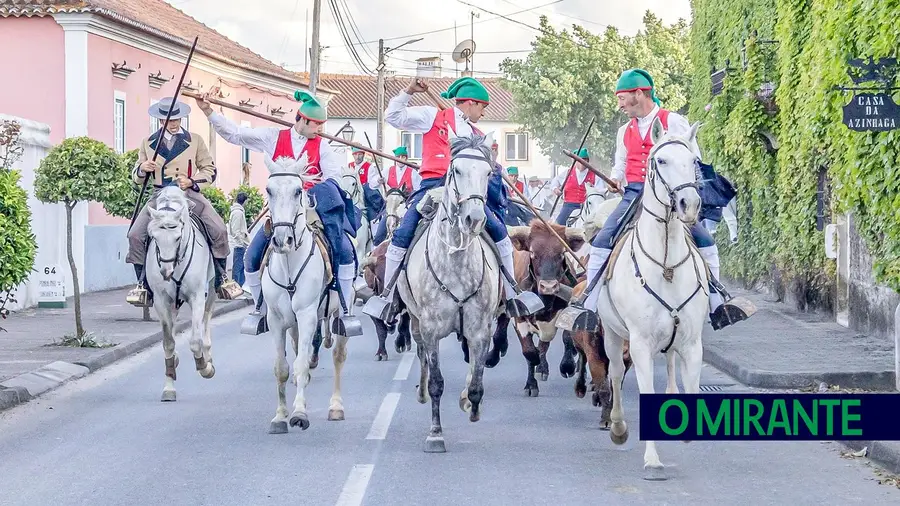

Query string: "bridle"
[[437, 150, 492, 252], [642, 138, 703, 223], [267, 172, 317, 251], [265, 171, 318, 299], [384, 187, 410, 237], [152, 203, 198, 309]]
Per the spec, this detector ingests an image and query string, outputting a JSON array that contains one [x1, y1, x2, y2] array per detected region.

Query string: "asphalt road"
[[0, 309, 897, 506]]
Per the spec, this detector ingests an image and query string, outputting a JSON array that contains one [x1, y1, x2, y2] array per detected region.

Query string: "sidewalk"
[[703, 288, 896, 391], [0, 287, 251, 411]]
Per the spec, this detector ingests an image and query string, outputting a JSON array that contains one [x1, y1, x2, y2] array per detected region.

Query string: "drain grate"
[[699, 384, 735, 392]]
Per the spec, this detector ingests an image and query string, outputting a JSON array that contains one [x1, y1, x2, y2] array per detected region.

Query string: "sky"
[[164, 0, 693, 78]]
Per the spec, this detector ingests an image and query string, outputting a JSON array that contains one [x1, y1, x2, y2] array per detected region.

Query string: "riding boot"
[[496, 237, 544, 317], [240, 269, 268, 335], [213, 258, 243, 300], [698, 245, 757, 330], [361, 244, 405, 324], [126, 264, 153, 307], [337, 264, 356, 314], [556, 246, 610, 333]]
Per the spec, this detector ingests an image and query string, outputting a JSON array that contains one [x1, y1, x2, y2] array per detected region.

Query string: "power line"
[[456, 0, 592, 49], [326, 0, 376, 74], [495, 0, 609, 29]]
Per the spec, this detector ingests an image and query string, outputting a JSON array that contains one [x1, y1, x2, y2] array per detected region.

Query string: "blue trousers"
[[373, 214, 388, 246], [555, 202, 581, 225], [591, 183, 715, 249], [363, 184, 384, 221], [391, 177, 507, 249], [232, 246, 246, 286]]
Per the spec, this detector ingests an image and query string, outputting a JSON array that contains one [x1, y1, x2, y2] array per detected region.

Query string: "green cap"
[[507, 166, 519, 175], [440, 77, 490, 104], [351, 146, 363, 153], [393, 146, 408, 157], [615, 68, 660, 106], [574, 147, 589, 159], [293, 90, 328, 122]]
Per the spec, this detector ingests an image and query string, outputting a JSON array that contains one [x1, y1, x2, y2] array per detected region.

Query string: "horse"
[[396, 132, 502, 453], [340, 165, 372, 275], [261, 153, 352, 434], [596, 118, 709, 481], [145, 186, 217, 402]]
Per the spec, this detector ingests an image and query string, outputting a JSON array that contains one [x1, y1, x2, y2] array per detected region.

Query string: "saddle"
[[258, 208, 334, 289], [407, 187, 502, 263]]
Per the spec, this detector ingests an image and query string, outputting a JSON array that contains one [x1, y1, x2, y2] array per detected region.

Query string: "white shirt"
[[384, 91, 478, 137], [610, 105, 700, 182], [207, 111, 342, 182], [368, 164, 422, 192], [549, 167, 590, 190]]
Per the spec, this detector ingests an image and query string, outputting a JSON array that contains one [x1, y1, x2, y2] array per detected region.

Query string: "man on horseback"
[[563, 68, 756, 332], [126, 97, 243, 307], [362, 76, 544, 324], [351, 146, 385, 224], [548, 148, 597, 226], [369, 145, 422, 245], [195, 87, 361, 332]]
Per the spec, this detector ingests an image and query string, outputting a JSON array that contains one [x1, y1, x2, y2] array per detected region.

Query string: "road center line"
[[366, 392, 401, 440], [335, 464, 375, 506], [392, 352, 415, 381]]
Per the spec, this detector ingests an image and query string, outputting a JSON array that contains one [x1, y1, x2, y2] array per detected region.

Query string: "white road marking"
[[366, 392, 401, 440], [392, 352, 415, 381], [335, 464, 375, 506]]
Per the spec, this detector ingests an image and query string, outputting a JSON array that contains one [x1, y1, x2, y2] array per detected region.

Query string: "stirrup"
[[126, 285, 152, 308], [216, 279, 244, 300], [555, 293, 600, 333], [331, 312, 364, 337], [505, 292, 544, 317], [240, 309, 269, 335], [709, 296, 757, 330], [361, 290, 398, 322]]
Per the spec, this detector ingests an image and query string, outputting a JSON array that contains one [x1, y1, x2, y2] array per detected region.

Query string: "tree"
[[34, 137, 123, 338], [228, 184, 265, 224], [499, 12, 692, 169], [202, 185, 229, 221], [102, 149, 145, 219], [0, 120, 38, 331]]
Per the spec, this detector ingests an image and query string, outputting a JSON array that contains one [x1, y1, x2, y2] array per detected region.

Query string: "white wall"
[[2, 113, 88, 310]]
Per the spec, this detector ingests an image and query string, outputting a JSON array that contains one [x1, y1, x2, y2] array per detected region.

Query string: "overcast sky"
[[165, 0, 692, 78]]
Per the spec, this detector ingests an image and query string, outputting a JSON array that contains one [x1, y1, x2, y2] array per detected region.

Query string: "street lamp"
[[341, 123, 355, 142]]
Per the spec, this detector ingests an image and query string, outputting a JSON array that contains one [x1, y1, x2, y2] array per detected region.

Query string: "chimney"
[[415, 57, 442, 78]]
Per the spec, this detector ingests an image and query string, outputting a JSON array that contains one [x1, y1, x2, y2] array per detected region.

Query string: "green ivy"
[[202, 186, 229, 221], [689, 0, 900, 300], [228, 184, 265, 224]]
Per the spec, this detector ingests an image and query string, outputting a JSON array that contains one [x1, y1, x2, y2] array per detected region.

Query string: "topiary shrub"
[[102, 149, 144, 220], [202, 185, 229, 221], [228, 184, 265, 224]]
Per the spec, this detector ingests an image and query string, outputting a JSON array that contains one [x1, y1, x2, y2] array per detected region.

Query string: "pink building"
[[0, 0, 339, 301]]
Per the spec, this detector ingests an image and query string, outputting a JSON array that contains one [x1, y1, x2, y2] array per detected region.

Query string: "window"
[[241, 120, 251, 164], [114, 91, 126, 154], [150, 99, 159, 135], [400, 131, 423, 159], [505, 132, 528, 161], [182, 113, 189, 132]]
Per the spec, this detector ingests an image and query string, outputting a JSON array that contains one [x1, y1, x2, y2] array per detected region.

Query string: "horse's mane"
[[450, 133, 492, 161], [265, 154, 322, 187]]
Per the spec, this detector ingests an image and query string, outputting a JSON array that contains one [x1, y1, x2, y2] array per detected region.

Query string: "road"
[[0, 310, 897, 506]]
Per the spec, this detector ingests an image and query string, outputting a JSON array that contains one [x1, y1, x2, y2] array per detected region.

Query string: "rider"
[[563, 68, 756, 332], [507, 166, 525, 194], [548, 148, 597, 225], [195, 87, 361, 328], [369, 145, 422, 245], [350, 146, 385, 224], [362, 76, 543, 323], [125, 97, 242, 307]]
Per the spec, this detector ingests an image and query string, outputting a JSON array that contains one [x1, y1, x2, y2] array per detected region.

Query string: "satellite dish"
[[452, 39, 476, 67]]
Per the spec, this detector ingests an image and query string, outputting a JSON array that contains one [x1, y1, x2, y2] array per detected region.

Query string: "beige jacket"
[[228, 203, 250, 249], [132, 128, 217, 190]]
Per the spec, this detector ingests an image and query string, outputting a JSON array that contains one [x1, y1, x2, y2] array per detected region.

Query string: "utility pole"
[[309, 0, 321, 94], [470, 11, 476, 71], [376, 38, 386, 161], [304, 8, 309, 73]]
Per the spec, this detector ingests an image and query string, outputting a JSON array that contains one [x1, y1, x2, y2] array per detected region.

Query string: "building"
[[0, 0, 337, 309]]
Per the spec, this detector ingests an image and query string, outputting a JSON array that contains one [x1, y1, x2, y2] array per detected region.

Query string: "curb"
[[0, 298, 251, 413], [841, 440, 900, 475], [703, 345, 897, 391]]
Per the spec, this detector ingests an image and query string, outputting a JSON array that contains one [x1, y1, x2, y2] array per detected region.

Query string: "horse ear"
[[650, 116, 666, 145], [688, 121, 702, 143], [263, 156, 282, 174], [482, 130, 496, 149], [294, 152, 310, 174], [148, 206, 165, 221]]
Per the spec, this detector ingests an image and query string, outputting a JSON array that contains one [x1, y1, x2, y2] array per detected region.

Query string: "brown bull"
[[505, 219, 586, 397]]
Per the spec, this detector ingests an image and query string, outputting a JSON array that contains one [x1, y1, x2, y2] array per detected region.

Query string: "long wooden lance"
[[548, 118, 596, 217], [181, 90, 416, 169], [562, 151, 624, 194], [128, 36, 199, 232]]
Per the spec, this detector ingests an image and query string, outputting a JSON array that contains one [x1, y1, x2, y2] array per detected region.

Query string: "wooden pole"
[[563, 151, 623, 194], [548, 118, 595, 217]]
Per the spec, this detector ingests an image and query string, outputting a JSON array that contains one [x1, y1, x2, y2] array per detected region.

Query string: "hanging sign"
[[842, 93, 900, 132]]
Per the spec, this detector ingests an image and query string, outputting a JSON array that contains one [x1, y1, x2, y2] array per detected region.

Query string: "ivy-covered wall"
[[688, 0, 900, 313]]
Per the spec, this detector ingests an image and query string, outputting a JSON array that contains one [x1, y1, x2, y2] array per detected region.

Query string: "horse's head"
[[147, 186, 190, 281], [648, 117, 703, 224], [581, 183, 610, 221], [384, 187, 409, 237], [340, 165, 361, 203], [444, 131, 495, 237], [264, 153, 319, 253]]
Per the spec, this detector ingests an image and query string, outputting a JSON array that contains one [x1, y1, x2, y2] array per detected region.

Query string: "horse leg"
[[309, 323, 322, 369], [537, 335, 551, 382], [289, 307, 317, 430], [574, 350, 588, 399], [415, 334, 429, 404], [605, 332, 629, 445], [666, 351, 679, 394], [559, 330, 577, 378], [158, 301, 178, 402], [396, 312, 412, 353], [515, 319, 540, 366], [202, 292, 215, 368], [486, 313, 509, 368], [584, 331, 613, 430], [328, 333, 349, 421], [678, 340, 703, 444], [629, 339, 665, 480], [190, 297, 214, 379], [460, 334, 488, 422], [269, 316, 290, 434], [424, 339, 446, 453], [375, 317, 389, 361]]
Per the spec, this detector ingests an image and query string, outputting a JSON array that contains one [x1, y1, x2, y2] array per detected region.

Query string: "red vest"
[[387, 165, 413, 192], [514, 180, 525, 194], [624, 109, 670, 184], [272, 129, 320, 190], [419, 107, 483, 180], [563, 169, 597, 204], [351, 161, 371, 184]]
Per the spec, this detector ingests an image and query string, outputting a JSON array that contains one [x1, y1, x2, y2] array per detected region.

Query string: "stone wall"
[[848, 214, 900, 340]]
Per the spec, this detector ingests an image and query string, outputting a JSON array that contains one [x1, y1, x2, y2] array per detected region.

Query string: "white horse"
[[381, 187, 411, 243], [145, 186, 217, 402], [340, 165, 371, 275], [579, 183, 622, 242], [262, 153, 351, 434], [596, 118, 709, 481], [396, 132, 502, 453]]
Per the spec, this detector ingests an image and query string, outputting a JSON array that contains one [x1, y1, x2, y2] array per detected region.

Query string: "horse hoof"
[[328, 409, 345, 421], [290, 413, 310, 430], [459, 396, 471, 413], [160, 390, 176, 402], [309, 356, 319, 370], [324, 336, 334, 349], [375, 352, 388, 361], [643, 465, 667, 481], [524, 385, 539, 397], [539, 373, 549, 382], [200, 364, 215, 379], [424, 436, 446, 453], [610, 427, 629, 445], [599, 420, 611, 431], [268, 421, 289, 434]]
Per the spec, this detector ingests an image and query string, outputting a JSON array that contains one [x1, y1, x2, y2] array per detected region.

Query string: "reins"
[[152, 204, 200, 309]]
